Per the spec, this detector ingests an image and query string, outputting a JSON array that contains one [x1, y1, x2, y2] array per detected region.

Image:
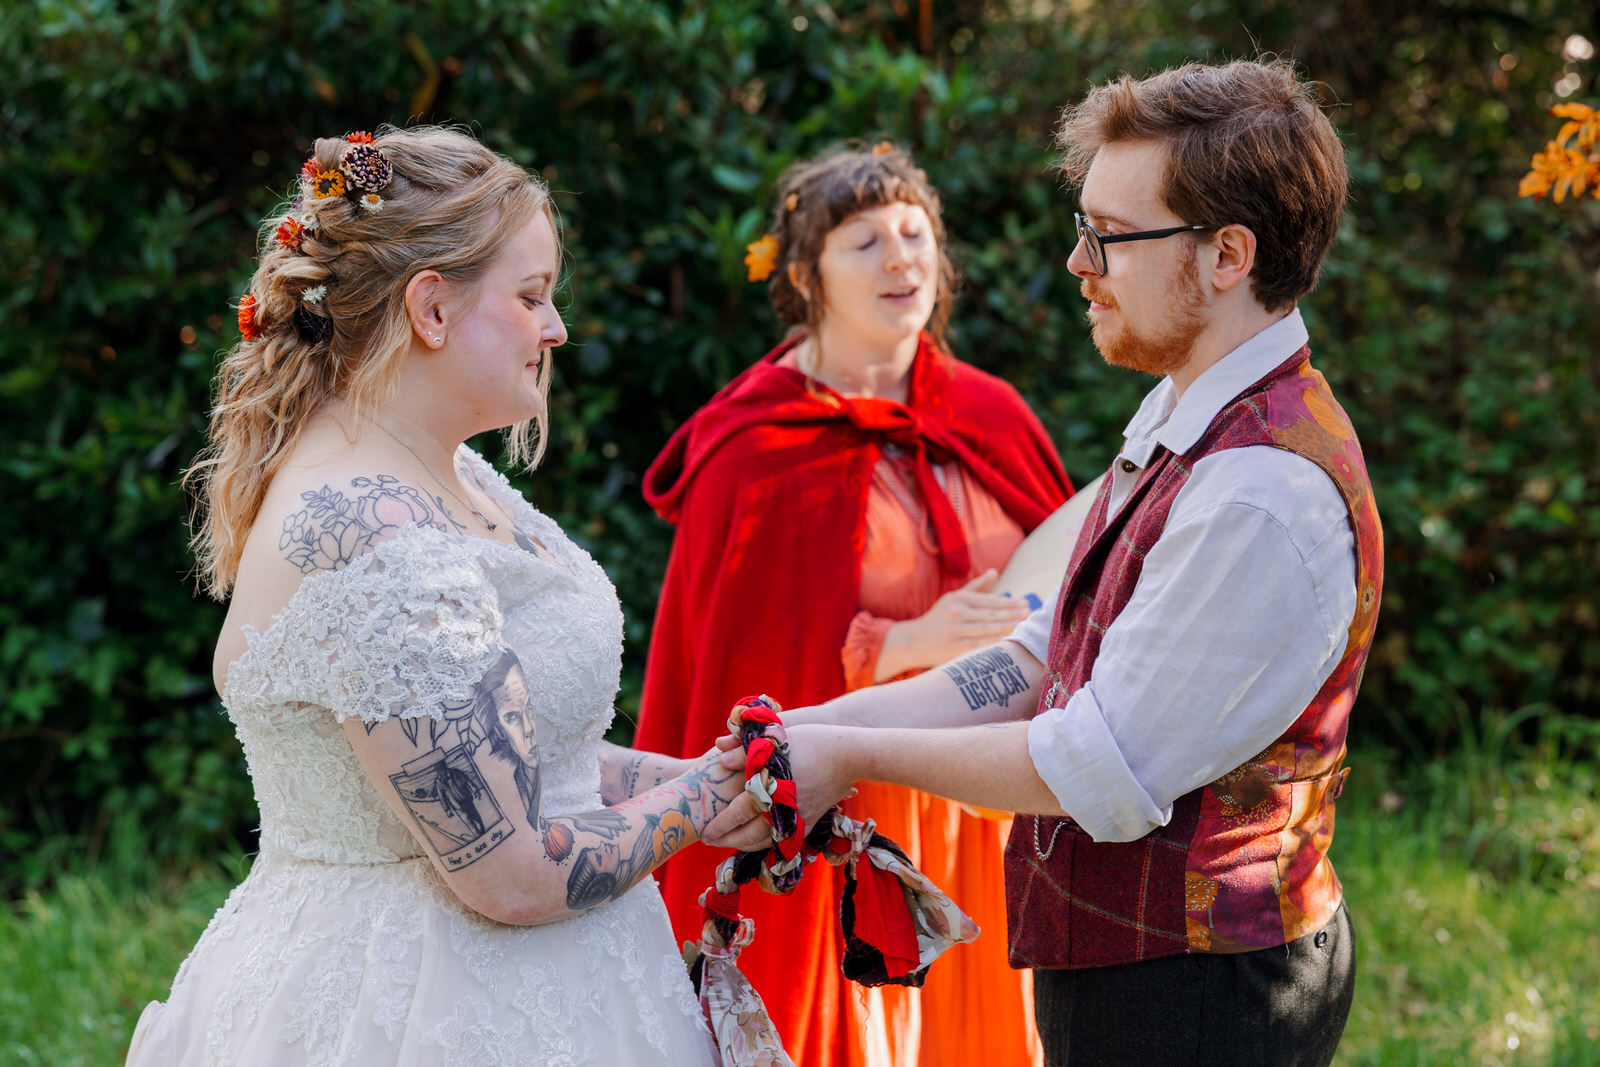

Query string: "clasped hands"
[[701, 721, 860, 851]]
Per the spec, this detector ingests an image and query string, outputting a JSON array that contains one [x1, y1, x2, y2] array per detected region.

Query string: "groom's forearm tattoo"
[[942, 647, 1031, 712], [555, 763, 739, 913]]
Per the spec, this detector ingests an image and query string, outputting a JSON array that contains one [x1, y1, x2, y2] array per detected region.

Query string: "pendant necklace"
[[366, 415, 498, 531]]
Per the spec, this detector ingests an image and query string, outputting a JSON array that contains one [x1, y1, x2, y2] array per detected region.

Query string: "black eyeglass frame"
[[1073, 212, 1210, 276]]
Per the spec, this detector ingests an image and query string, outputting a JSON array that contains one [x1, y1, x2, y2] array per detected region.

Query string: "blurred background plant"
[[1, 0, 1594, 898]]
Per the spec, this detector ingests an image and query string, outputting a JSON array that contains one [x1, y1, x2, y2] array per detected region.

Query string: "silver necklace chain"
[[365, 415, 498, 531], [1033, 673, 1070, 860]]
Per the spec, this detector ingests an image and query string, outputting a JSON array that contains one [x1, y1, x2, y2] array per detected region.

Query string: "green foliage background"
[[2, 0, 1596, 888]]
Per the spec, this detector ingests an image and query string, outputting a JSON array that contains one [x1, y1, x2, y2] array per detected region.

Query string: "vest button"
[[1068, 615, 1078, 634], [1119, 459, 1138, 474]]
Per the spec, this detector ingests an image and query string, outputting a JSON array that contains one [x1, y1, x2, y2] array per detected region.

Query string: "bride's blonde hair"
[[186, 124, 556, 599]]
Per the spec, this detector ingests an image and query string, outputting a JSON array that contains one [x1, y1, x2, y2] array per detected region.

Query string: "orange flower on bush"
[[744, 233, 779, 282], [237, 293, 261, 341], [1519, 102, 1600, 203]]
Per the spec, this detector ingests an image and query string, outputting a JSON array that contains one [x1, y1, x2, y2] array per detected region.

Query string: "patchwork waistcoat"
[[1004, 347, 1383, 969]]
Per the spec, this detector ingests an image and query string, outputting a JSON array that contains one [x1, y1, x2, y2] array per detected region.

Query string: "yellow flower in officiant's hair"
[[744, 234, 779, 282]]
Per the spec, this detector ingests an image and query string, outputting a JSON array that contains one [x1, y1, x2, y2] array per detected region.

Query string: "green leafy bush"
[[2, 0, 1595, 888]]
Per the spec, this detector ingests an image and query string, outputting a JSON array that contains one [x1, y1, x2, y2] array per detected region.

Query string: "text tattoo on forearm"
[[942, 647, 1030, 712]]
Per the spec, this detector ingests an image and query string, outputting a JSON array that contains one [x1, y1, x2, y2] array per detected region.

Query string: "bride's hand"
[[702, 724, 860, 850]]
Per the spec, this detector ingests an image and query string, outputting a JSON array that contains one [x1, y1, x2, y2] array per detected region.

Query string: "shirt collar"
[[1119, 308, 1309, 462]]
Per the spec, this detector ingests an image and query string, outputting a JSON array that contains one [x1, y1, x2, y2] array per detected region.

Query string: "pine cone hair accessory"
[[340, 142, 393, 193]]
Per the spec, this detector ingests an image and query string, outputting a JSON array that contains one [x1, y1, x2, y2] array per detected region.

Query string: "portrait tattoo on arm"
[[279, 474, 465, 574], [942, 646, 1032, 713]]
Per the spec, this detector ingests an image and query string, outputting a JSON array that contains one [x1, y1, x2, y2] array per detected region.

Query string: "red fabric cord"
[[851, 860, 921, 978], [701, 696, 920, 984], [703, 887, 743, 921]]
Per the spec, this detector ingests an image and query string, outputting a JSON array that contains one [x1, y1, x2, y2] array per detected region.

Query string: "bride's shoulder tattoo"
[[278, 474, 465, 573]]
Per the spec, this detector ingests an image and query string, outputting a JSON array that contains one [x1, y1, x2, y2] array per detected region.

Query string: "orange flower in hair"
[[872, 140, 896, 156], [237, 293, 261, 341], [312, 168, 347, 199], [346, 131, 375, 144], [274, 216, 305, 251], [784, 192, 799, 212], [744, 234, 779, 282], [301, 157, 321, 179]]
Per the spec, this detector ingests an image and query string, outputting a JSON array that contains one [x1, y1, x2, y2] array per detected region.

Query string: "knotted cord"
[[686, 695, 979, 1067]]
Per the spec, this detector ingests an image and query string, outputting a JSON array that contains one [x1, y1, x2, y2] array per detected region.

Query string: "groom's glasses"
[[1074, 212, 1210, 277]]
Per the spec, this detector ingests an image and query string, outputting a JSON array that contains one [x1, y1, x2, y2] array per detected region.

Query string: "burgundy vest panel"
[[1005, 348, 1384, 969]]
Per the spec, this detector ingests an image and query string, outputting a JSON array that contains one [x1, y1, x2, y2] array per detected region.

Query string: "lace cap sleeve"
[[242, 525, 508, 725]]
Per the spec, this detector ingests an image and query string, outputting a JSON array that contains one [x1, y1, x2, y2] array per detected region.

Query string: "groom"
[[706, 57, 1381, 1067]]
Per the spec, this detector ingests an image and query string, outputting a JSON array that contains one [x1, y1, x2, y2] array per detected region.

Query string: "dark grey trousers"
[[1032, 903, 1355, 1067]]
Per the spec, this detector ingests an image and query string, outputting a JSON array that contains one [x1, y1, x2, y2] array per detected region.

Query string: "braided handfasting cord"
[[689, 695, 979, 993], [686, 695, 981, 1064]]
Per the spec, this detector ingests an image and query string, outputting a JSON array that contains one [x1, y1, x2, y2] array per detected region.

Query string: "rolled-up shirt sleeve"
[[1024, 447, 1356, 842], [1006, 589, 1057, 664]]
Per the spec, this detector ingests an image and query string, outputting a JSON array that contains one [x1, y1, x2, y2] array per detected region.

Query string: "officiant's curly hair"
[[186, 125, 558, 598]]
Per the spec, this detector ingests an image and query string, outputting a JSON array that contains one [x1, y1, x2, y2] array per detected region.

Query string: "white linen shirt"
[[1011, 309, 1358, 842]]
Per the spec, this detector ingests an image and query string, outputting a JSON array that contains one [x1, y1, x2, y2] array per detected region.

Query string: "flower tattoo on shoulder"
[[279, 474, 460, 573]]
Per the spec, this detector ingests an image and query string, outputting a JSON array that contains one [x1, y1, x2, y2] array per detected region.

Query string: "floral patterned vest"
[[1004, 347, 1383, 969]]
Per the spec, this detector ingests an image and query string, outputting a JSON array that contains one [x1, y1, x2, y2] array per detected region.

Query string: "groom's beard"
[[1084, 252, 1207, 378]]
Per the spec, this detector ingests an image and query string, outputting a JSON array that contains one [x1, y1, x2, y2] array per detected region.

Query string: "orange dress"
[[842, 447, 1045, 1067]]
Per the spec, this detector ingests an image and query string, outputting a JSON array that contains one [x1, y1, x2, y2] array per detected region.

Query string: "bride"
[[127, 125, 733, 1065]]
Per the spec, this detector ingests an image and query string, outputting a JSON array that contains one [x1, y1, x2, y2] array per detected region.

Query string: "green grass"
[[1335, 733, 1600, 1066], [3, 744, 1597, 1065], [0, 837, 243, 1066]]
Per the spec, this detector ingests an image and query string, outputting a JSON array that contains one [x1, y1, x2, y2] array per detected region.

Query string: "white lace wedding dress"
[[128, 452, 716, 1066]]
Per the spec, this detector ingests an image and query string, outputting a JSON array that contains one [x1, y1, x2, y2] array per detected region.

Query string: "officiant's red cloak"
[[637, 332, 1071, 1067]]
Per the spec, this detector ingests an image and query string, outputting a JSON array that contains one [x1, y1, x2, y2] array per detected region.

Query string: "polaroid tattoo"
[[389, 744, 513, 870], [279, 474, 462, 573], [943, 647, 1031, 712]]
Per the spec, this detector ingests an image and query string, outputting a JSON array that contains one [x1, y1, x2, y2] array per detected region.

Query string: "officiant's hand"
[[702, 724, 860, 851], [874, 569, 1031, 682]]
